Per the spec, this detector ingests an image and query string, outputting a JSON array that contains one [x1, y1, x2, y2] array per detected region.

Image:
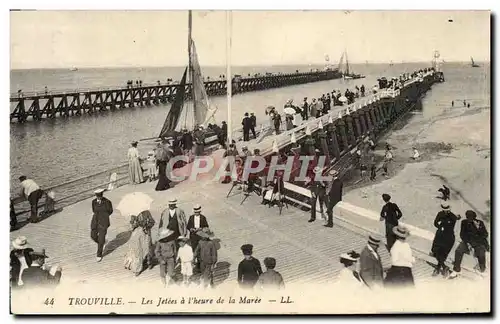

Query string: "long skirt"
[[155, 161, 170, 191], [128, 158, 144, 184], [384, 266, 414, 288], [124, 228, 152, 274], [431, 232, 455, 263]]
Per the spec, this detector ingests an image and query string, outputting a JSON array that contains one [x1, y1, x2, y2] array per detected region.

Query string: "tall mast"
[[188, 10, 197, 128], [226, 10, 233, 143]]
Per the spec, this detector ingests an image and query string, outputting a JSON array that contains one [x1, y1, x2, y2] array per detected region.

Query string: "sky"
[[10, 10, 490, 69]]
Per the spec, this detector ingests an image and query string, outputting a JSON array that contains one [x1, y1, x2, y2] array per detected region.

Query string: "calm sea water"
[[10, 63, 490, 196]]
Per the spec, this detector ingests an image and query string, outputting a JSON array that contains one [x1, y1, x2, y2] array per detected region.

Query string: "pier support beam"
[[327, 124, 341, 161], [317, 129, 330, 163], [336, 120, 349, 154], [345, 116, 357, 148]]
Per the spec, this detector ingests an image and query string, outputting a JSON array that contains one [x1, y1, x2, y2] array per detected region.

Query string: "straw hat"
[[158, 228, 175, 241], [368, 235, 381, 247], [30, 248, 49, 259], [177, 235, 188, 241], [94, 188, 105, 195], [198, 228, 215, 239], [168, 198, 177, 205], [441, 204, 450, 210], [393, 225, 410, 239], [340, 251, 360, 262], [193, 204, 202, 212], [12, 236, 30, 250]]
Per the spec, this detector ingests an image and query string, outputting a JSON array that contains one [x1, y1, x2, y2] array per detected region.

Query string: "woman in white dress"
[[384, 225, 415, 288], [127, 141, 144, 184]]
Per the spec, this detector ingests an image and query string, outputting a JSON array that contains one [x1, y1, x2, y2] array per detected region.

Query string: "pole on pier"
[[226, 10, 233, 143]]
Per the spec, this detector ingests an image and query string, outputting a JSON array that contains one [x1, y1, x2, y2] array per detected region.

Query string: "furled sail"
[[337, 51, 345, 72], [158, 67, 188, 138], [190, 39, 217, 127], [345, 51, 350, 75]]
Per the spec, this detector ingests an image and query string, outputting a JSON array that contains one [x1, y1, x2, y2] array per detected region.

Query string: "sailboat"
[[471, 57, 480, 68], [158, 11, 218, 139], [338, 50, 364, 80]]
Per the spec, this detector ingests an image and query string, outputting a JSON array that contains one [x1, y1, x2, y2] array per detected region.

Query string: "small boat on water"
[[70, 67, 78, 72], [338, 50, 365, 80], [471, 57, 480, 68]]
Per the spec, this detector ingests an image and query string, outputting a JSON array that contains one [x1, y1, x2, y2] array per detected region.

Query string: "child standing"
[[176, 236, 193, 286], [145, 150, 157, 182], [237, 244, 263, 289], [194, 229, 218, 288], [155, 228, 177, 287], [258, 257, 285, 290]]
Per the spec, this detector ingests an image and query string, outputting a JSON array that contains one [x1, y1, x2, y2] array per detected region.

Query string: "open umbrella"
[[116, 192, 154, 219], [284, 107, 296, 115], [339, 96, 348, 103]]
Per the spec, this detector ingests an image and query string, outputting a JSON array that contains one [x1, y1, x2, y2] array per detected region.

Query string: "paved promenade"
[[11, 171, 472, 288]]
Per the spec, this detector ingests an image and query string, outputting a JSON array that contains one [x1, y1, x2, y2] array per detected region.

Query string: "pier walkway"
[[10, 173, 462, 288]]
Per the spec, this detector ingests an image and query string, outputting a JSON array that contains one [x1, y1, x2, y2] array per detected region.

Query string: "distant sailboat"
[[471, 57, 480, 68], [389, 60, 394, 66], [158, 10, 218, 138], [70, 67, 78, 71], [338, 50, 364, 80]]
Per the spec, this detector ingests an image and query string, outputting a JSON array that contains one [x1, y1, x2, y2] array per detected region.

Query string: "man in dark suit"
[[325, 169, 343, 228], [308, 167, 328, 223], [242, 113, 252, 141], [379, 193, 403, 251], [449, 210, 489, 279], [359, 235, 384, 289], [249, 113, 257, 139], [21, 249, 61, 289], [91, 189, 113, 262], [187, 204, 209, 254]]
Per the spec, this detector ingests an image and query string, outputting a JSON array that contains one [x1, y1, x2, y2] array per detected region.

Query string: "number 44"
[[44, 298, 54, 306]]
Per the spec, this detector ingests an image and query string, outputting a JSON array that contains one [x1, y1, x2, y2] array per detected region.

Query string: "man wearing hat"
[[242, 112, 252, 141], [449, 210, 489, 279], [10, 236, 34, 288], [237, 244, 263, 289], [159, 199, 188, 242], [91, 189, 113, 262], [194, 228, 218, 288], [193, 126, 206, 156], [308, 166, 328, 223], [249, 113, 257, 139], [379, 193, 402, 251], [359, 235, 384, 288], [187, 204, 209, 254], [430, 204, 461, 276], [325, 169, 343, 228], [21, 249, 62, 288]]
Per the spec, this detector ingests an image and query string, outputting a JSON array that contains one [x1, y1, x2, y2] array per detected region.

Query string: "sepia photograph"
[[8, 8, 491, 315]]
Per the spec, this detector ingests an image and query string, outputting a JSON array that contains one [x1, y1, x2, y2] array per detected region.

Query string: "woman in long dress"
[[124, 211, 155, 276], [384, 225, 415, 288], [430, 204, 460, 276], [155, 143, 171, 191], [127, 141, 144, 184]]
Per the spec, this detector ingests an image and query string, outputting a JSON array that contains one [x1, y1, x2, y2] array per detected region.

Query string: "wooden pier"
[[10, 70, 342, 123]]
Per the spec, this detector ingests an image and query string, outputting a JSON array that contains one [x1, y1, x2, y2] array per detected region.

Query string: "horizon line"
[[10, 60, 490, 71]]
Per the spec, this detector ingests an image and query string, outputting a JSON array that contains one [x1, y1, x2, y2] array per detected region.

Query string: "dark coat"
[[195, 240, 218, 265], [327, 178, 343, 205], [181, 132, 194, 150], [250, 115, 257, 128], [242, 117, 252, 130], [238, 257, 263, 287], [359, 245, 384, 288], [380, 202, 402, 232], [10, 249, 33, 287], [187, 214, 209, 231], [460, 218, 489, 250], [431, 210, 459, 256], [91, 197, 113, 229], [21, 266, 61, 288]]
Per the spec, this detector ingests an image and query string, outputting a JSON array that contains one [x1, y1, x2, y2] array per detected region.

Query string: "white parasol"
[[116, 192, 154, 219], [284, 107, 296, 115], [339, 96, 348, 103]]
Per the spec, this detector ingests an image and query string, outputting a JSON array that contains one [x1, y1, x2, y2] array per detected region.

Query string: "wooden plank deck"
[[11, 176, 455, 288]]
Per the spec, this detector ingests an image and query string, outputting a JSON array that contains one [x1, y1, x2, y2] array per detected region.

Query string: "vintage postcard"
[[9, 10, 491, 314]]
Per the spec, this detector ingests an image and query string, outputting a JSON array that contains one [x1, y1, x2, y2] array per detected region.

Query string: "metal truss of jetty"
[[11, 67, 482, 289]]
